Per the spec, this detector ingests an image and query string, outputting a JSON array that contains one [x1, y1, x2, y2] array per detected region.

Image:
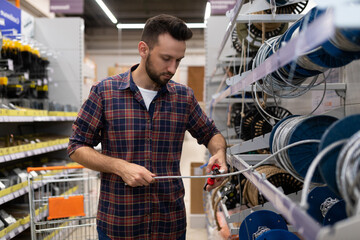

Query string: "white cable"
[[299, 139, 347, 210], [154, 139, 321, 180], [253, 139, 321, 169]]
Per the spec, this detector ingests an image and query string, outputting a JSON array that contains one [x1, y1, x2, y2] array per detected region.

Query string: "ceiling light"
[[116, 23, 144, 29], [187, 23, 206, 28], [116, 23, 206, 30], [204, 2, 211, 23], [94, 0, 118, 24]]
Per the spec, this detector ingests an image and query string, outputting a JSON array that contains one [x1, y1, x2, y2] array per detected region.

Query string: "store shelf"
[[217, 189, 302, 236], [216, 0, 245, 60], [227, 154, 321, 240], [0, 220, 30, 240], [239, 0, 305, 15], [212, 11, 335, 107], [236, 13, 303, 23], [0, 166, 81, 240], [0, 138, 69, 163], [227, 133, 270, 154], [0, 164, 79, 206], [0, 182, 28, 205], [0, 110, 77, 123]]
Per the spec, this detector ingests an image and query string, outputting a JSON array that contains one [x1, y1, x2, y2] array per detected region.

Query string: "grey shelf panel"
[[0, 116, 76, 123], [0, 142, 68, 163]]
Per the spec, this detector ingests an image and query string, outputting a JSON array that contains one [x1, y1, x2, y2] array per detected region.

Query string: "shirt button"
[[147, 138, 151, 142]]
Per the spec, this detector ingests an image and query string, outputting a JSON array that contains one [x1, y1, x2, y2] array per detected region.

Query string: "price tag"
[[13, 191, 20, 198], [4, 194, 12, 202], [19, 188, 26, 195]]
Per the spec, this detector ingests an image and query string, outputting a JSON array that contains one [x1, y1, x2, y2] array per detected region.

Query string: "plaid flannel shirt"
[[68, 65, 220, 239]]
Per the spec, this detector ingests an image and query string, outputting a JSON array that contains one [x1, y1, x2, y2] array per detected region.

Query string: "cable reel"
[[238, 210, 300, 240], [234, 104, 256, 140], [317, 114, 360, 197], [306, 186, 347, 226], [235, 20, 288, 53], [251, 105, 292, 139], [270, 115, 338, 183], [242, 164, 302, 206], [252, 5, 360, 99], [231, 26, 258, 57], [336, 130, 360, 217], [264, 0, 308, 14]]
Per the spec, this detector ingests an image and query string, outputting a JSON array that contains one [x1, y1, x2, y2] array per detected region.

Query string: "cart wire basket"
[[27, 164, 99, 240]]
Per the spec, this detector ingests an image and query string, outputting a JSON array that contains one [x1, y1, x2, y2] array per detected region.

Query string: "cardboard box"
[[190, 162, 205, 214]]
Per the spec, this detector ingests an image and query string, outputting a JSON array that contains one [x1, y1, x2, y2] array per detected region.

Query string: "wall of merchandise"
[[205, 0, 360, 239]]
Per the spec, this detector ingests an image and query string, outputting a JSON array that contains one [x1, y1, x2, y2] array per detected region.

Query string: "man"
[[67, 14, 227, 240]]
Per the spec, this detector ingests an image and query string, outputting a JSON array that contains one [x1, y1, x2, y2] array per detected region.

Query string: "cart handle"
[[27, 165, 84, 173]]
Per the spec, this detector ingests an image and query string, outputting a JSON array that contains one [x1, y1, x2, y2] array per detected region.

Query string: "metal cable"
[[336, 130, 360, 216], [300, 139, 347, 210]]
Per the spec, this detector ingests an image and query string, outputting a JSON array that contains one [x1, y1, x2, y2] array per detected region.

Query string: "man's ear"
[[138, 41, 149, 58]]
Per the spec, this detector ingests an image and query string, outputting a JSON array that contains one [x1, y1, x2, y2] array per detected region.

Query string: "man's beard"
[[145, 54, 173, 86]]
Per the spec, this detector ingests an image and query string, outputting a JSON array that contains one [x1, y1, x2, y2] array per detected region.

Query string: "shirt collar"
[[118, 64, 176, 94]]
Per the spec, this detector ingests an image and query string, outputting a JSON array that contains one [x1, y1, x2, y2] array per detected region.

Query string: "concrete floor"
[[180, 131, 208, 240]]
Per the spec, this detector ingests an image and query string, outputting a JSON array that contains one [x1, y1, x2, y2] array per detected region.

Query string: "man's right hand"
[[70, 147, 156, 187], [117, 161, 156, 187]]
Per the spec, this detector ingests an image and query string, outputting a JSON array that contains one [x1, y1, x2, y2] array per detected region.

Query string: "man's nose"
[[167, 60, 177, 74]]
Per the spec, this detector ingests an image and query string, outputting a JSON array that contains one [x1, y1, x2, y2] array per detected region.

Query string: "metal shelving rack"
[[205, 0, 360, 239], [0, 16, 84, 240]]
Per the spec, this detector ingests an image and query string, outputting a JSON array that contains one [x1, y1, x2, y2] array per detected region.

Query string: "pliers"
[[203, 163, 221, 190]]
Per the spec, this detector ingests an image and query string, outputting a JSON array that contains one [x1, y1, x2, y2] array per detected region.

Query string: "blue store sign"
[[0, 0, 21, 35]]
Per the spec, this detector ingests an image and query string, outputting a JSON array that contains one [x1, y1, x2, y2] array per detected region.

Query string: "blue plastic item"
[[269, 115, 299, 153], [318, 114, 360, 196], [287, 115, 338, 183], [238, 210, 287, 240], [323, 199, 347, 226], [307, 186, 340, 224], [256, 229, 301, 240]]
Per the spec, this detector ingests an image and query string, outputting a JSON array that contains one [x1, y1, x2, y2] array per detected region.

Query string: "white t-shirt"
[[138, 86, 158, 110]]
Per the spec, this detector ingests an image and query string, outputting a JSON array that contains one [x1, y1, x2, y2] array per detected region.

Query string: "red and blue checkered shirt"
[[68, 65, 220, 239]]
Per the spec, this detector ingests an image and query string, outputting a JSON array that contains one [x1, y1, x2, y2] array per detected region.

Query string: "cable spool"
[[336, 130, 360, 217], [256, 229, 301, 240], [242, 165, 302, 206], [235, 23, 263, 54], [251, 105, 292, 139], [264, 0, 308, 14], [235, 105, 257, 141], [231, 102, 251, 129], [318, 114, 360, 197], [235, 104, 292, 141], [271, 115, 338, 183], [253, 6, 360, 98], [235, 9, 288, 55], [238, 210, 299, 240], [323, 199, 347, 226], [231, 28, 248, 54], [306, 186, 346, 225]]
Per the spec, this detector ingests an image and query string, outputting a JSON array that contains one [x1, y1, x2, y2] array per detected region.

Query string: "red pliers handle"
[[203, 164, 221, 191]]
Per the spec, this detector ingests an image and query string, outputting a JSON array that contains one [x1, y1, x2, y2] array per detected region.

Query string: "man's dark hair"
[[141, 14, 193, 49]]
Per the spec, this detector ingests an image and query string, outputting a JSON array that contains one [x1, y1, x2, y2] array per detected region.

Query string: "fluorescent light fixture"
[[204, 2, 211, 23], [94, 0, 118, 24], [187, 23, 206, 28], [117, 23, 144, 29], [117, 23, 206, 29]]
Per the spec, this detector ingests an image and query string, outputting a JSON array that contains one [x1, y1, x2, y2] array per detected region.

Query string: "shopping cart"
[[27, 164, 99, 240]]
